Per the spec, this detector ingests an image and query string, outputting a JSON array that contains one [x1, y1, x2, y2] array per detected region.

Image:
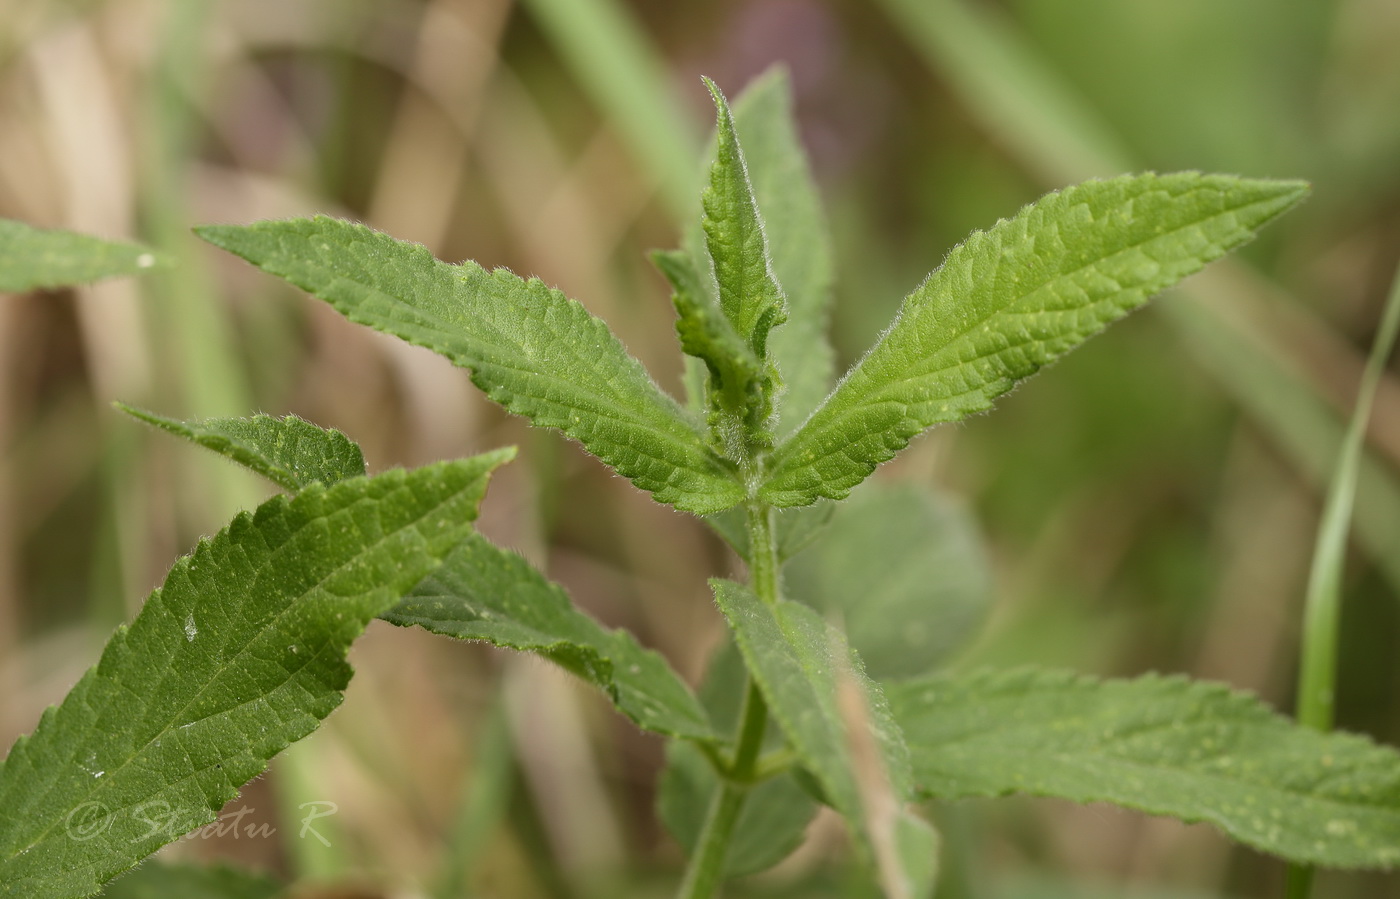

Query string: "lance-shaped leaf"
[[118, 404, 366, 491], [730, 67, 836, 433], [0, 219, 164, 292], [0, 452, 511, 898], [700, 77, 788, 364], [887, 667, 1400, 869], [760, 173, 1309, 507], [712, 580, 937, 893], [196, 217, 744, 514], [384, 534, 713, 741], [786, 482, 991, 681]]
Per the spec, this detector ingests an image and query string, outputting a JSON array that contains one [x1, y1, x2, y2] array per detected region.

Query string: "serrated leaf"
[[786, 482, 991, 680], [382, 534, 712, 741], [0, 452, 511, 898], [657, 640, 816, 876], [711, 579, 929, 885], [97, 862, 281, 899], [653, 248, 764, 432], [117, 405, 366, 491], [729, 67, 836, 433], [0, 219, 164, 292], [887, 667, 1400, 869], [760, 173, 1309, 507], [196, 217, 744, 514], [701, 77, 788, 365]]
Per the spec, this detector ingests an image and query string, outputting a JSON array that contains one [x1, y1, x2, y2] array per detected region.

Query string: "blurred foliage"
[[0, 0, 1397, 896]]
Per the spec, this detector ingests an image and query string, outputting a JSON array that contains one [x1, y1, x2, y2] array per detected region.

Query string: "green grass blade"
[[1286, 261, 1400, 896], [0, 452, 511, 897], [383, 534, 713, 741], [196, 217, 744, 514], [1295, 260, 1400, 732], [761, 173, 1308, 507], [888, 667, 1400, 869], [0, 219, 163, 292], [117, 405, 366, 491]]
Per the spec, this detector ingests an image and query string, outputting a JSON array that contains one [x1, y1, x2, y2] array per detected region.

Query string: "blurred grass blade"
[[889, 667, 1400, 869], [0, 454, 510, 897], [118, 405, 367, 491], [761, 173, 1307, 507], [1286, 261, 1400, 897], [384, 534, 714, 741], [0, 219, 163, 292], [874, 0, 1132, 183], [1295, 260, 1400, 732], [1162, 297, 1400, 594], [873, 0, 1400, 601], [519, 0, 699, 218]]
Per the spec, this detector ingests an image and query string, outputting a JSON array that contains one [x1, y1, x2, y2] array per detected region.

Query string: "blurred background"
[[2, 0, 1399, 896]]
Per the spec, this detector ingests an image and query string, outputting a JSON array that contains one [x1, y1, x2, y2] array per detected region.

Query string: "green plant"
[[2, 74, 1398, 899]]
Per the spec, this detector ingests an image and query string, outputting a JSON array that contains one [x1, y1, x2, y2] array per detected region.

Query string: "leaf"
[[0, 452, 511, 898], [653, 249, 765, 435], [729, 67, 837, 433], [760, 173, 1309, 507], [887, 667, 1400, 869], [700, 77, 788, 366], [196, 217, 744, 514], [657, 640, 817, 876], [711, 579, 931, 887], [97, 862, 281, 899], [117, 405, 366, 491], [0, 219, 164, 292], [382, 534, 712, 741], [786, 482, 991, 680]]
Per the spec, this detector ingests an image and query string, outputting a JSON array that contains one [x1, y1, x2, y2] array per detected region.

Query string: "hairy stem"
[[675, 501, 779, 898]]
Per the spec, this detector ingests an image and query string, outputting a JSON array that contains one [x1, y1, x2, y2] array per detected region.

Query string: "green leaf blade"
[[889, 667, 1400, 869], [700, 77, 788, 362], [195, 217, 744, 514], [786, 482, 991, 680], [729, 67, 837, 433], [0, 220, 164, 292], [711, 581, 922, 872], [383, 534, 713, 741], [0, 452, 511, 898], [761, 173, 1309, 507], [117, 405, 366, 491]]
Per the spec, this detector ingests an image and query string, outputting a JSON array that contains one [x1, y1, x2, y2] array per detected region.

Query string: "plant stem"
[[675, 501, 780, 899]]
